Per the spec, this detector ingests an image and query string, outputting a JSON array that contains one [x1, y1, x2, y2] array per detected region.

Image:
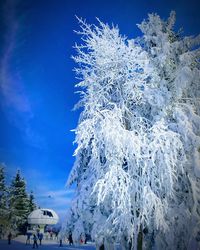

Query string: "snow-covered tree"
[[137, 11, 200, 249], [66, 12, 200, 250], [28, 191, 37, 213], [0, 164, 9, 237], [0, 165, 7, 215], [8, 170, 30, 234]]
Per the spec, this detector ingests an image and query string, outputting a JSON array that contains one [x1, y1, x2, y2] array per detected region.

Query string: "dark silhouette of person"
[[68, 231, 73, 245], [8, 232, 12, 244], [85, 234, 88, 244], [55, 231, 58, 239], [50, 231, 53, 240], [59, 239, 63, 247], [32, 233, 38, 249], [26, 232, 31, 244], [38, 233, 43, 245], [0, 225, 3, 239]]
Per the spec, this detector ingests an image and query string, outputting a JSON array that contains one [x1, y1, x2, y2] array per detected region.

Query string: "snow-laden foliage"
[[0, 165, 9, 237], [138, 11, 200, 249], [8, 170, 31, 234], [65, 12, 200, 249], [0, 167, 37, 236]]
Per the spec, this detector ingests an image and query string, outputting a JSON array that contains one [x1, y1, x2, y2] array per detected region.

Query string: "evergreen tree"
[[66, 13, 200, 249], [8, 170, 30, 234], [0, 164, 8, 237], [28, 191, 37, 213]]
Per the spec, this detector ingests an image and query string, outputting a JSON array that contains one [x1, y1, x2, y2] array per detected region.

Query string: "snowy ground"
[[0, 235, 96, 250]]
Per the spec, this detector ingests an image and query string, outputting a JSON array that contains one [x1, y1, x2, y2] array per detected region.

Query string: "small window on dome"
[[42, 210, 53, 217]]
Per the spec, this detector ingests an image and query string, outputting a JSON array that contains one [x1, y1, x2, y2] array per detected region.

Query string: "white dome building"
[[28, 209, 59, 225]]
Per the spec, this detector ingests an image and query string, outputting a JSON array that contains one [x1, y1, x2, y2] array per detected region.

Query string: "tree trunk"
[[104, 241, 114, 250], [137, 230, 143, 250]]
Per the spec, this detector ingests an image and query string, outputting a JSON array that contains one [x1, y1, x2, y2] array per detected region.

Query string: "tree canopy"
[[0, 167, 37, 236], [66, 12, 200, 250]]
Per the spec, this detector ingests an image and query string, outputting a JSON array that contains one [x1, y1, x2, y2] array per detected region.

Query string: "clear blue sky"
[[0, 0, 199, 220]]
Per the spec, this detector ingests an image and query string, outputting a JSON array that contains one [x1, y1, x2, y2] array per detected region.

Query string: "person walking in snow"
[[59, 238, 63, 247], [26, 232, 31, 245], [38, 233, 43, 245], [32, 233, 38, 249], [8, 232, 12, 244], [68, 231, 73, 245]]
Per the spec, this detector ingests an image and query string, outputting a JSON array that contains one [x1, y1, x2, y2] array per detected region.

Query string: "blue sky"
[[0, 0, 199, 221]]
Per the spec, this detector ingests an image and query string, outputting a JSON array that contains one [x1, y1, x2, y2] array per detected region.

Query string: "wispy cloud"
[[45, 189, 75, 197], [0, 0, 31, 113], [36, 188, 75, 206], [34, 188, 75, 221], [0, 0, 45, 148]]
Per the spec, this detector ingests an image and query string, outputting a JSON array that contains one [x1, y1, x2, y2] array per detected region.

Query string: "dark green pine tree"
[[0, 165, 8, 237], [8, 170, 30, 234], [28, 191, 37, 213]]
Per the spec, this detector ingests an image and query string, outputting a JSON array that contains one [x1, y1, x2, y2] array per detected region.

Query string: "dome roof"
[[28, 209, 59, 225]]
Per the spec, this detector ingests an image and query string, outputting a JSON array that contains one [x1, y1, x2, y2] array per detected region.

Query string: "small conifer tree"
[[0, 165, 8, 237], [8, 170, 30, 234]]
